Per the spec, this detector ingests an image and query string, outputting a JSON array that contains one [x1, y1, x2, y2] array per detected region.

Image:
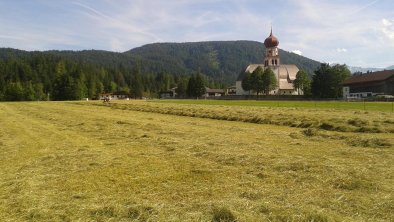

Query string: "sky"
[[0, 0, 393, 68]]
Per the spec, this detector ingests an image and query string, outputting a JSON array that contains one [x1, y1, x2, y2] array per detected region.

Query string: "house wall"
[[278, 89, 298, 95], [343, 87, 350, 99]]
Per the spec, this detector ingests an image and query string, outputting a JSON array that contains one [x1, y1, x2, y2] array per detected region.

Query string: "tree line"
[[0, 50, 351, 101]]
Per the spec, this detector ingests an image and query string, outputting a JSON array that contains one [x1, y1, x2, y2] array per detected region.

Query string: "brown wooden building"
[[342, 70, 394, 98]]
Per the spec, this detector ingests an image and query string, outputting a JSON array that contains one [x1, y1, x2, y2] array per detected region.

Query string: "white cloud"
[[382, 18, 394, 40], [336, 48, 348, 53], [291, 50, 302, 55]]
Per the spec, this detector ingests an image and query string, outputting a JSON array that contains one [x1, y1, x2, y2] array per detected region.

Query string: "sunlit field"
[[156, 99, 394, 112], [0, 100, 393, 221]]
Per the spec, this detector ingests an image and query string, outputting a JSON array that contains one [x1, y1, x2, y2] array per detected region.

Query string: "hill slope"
[[386, 65, 394, 70], [0, 41, 321, 85], [126, 41, 321, 83]]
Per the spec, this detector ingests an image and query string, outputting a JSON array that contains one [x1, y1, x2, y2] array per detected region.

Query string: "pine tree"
[[130, 67, 143, 99], [186, 74, 196, 98], [311, 64, 350, 98], [194, 72, 206, 98], [33, 83, 46, 101], [23, 81, 35, 101], [241, 72, 252, 93], [176, 77, 188, 98]]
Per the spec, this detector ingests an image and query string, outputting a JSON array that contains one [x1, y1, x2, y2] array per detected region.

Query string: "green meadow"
[[0, 100, 393, 221]]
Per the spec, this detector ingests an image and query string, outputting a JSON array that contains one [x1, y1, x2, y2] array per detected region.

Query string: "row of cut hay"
[[92, 101, 394, 134]]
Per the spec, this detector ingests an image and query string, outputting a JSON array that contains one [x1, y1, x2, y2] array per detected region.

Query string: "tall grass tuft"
[[212, 207, 237, 222]]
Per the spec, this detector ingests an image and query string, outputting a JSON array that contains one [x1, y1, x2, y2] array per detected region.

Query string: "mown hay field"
[[0, 100, 393, 221], [155, 99, 394, 112]]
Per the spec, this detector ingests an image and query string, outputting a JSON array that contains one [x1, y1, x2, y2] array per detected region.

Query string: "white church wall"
[[236, 81, 249, 95]]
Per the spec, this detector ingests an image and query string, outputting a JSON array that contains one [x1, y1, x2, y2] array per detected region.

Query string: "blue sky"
[[0, 0, 393, 68]]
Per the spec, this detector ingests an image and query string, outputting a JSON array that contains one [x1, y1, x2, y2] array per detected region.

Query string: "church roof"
[[206, 88, 225, 93], [236, 64, 262, 81], [279, 79, 295, 90], [279, 64, 299, 81], [245, 64, 263, 74]]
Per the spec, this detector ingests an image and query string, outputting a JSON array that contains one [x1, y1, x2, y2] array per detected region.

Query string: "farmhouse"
[[226, 85, 237, 95], [160, 87, 177, 99], [342, 70, 394, 99], [236, 28, 299, 95], [204, 88, 225, 97]]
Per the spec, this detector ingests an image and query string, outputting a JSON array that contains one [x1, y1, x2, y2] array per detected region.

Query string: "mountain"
[[125, 41, 321, 84], [346, 65, 383, 74], [385, 65, 394, 70], [345, 65, 394, 74], [0, 41, 321, 85]]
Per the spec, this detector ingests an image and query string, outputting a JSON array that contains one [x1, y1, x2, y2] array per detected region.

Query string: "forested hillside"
[[0, 41, 321, 101], [127, 41, 321, 83]]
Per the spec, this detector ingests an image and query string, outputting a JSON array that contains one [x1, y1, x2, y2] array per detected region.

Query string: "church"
[[236, 28, 300, 95]]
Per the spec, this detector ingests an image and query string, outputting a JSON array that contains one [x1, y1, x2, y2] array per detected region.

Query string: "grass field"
[[0, 100, 393, 221], [155, 99, 394, 112]]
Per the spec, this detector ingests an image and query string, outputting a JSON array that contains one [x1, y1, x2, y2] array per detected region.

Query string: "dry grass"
[[0, 100, 393, 221], [99, 100, 394, 133]]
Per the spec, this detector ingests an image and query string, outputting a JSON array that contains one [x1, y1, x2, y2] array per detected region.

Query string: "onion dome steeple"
[[264, 27, 279, 48]]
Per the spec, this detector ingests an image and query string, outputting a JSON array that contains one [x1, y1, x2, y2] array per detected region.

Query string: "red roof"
[[264, 28, 279, 48], [342, 70, 394, 85]]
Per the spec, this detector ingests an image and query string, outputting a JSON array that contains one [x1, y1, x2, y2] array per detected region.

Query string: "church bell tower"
[[264, 27, 280, 67]]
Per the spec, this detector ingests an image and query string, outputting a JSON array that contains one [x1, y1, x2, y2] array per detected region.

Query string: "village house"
[[342, 70, 394, 99], [160, 87, 177, 99], [204, 88, 225, 97], [226, 85, 237, 96]]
